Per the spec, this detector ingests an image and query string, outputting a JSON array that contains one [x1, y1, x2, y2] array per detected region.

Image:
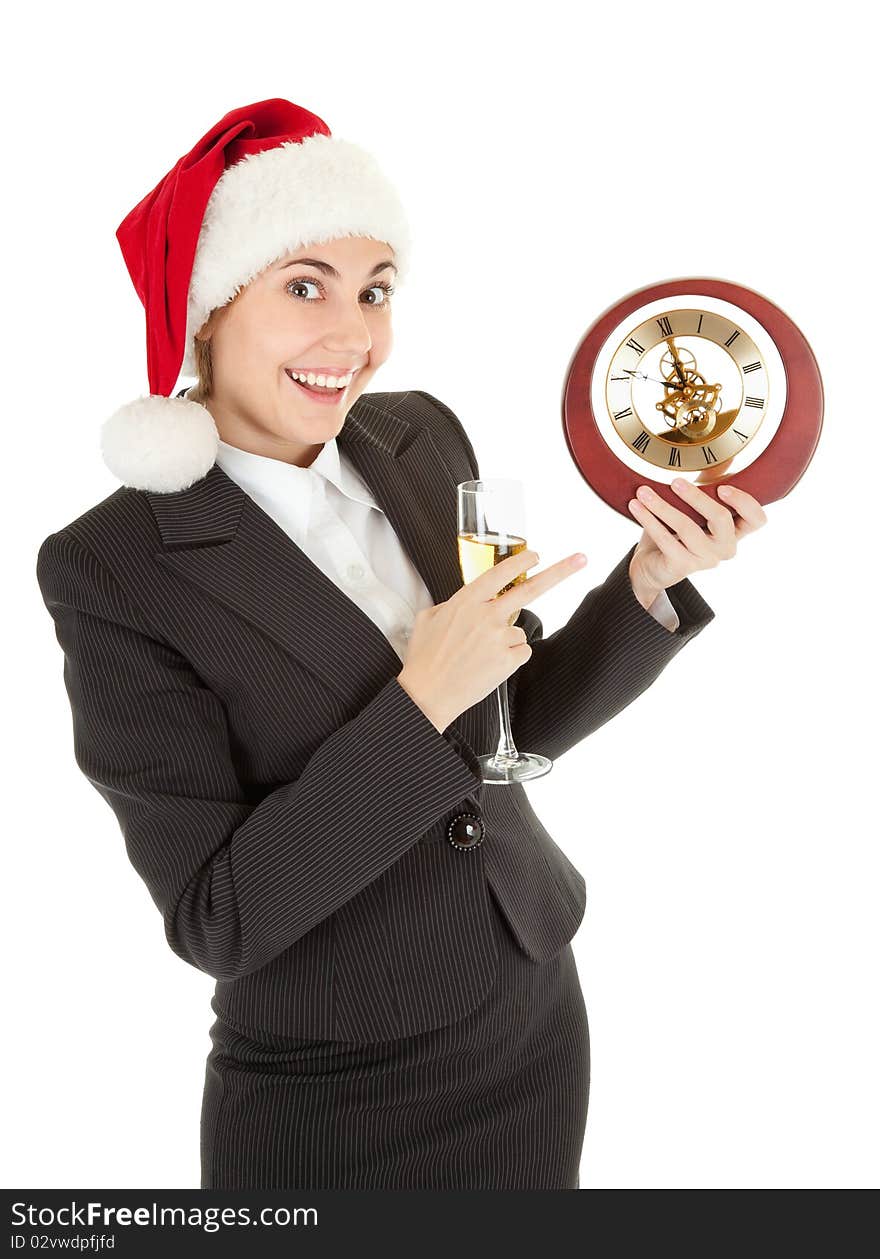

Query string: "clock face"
[[591, 292, 787, 487], [606, 308, 769, 475], [563, 278, 822, 521]]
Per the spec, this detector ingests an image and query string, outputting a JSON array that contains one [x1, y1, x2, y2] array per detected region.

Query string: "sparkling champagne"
[[457, 531, 527, 624]]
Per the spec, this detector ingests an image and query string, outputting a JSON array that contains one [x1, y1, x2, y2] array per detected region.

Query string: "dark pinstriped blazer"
[[36, 389, 715, 1044]]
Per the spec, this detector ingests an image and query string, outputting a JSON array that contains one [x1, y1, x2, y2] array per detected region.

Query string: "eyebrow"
[[278, 256, 398, 278]]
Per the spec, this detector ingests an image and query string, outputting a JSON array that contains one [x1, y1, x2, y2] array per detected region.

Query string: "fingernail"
[[573, 553, 587, 566]]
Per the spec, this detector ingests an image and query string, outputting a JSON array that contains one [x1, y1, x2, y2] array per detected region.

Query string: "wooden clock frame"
[[561, 277, 824, 526]]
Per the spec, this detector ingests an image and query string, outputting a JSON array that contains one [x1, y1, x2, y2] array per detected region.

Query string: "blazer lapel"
[[339, 397, 465, 609], [147, 395, 465, 701]]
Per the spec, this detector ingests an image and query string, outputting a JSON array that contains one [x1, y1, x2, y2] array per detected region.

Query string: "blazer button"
[[446, 811, 485, 851]]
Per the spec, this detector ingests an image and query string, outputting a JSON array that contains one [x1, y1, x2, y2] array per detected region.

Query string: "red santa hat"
[[101, 98, 411, 493]]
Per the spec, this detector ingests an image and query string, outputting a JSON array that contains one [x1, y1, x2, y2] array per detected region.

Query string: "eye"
[[363, 282, 395, 306], [286, 278, 321, 301]]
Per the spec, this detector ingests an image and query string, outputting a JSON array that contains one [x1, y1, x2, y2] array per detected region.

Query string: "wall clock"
[[562, 278, 823, 525]]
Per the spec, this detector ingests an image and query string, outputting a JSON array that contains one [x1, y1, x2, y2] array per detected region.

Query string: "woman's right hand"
[[397, 548, 588, 733]]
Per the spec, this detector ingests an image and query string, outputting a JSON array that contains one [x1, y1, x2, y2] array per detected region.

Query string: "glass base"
[[478, 751, 553, 785]]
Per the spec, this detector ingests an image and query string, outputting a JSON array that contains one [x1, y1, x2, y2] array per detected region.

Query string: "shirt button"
[[346, 563, 365, 581]]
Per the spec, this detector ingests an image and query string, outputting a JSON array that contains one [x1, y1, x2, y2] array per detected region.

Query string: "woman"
[[35, 99, 765, 1190]]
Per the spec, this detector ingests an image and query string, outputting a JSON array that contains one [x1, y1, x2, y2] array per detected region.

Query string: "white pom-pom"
[[100, 395, 219, 493]]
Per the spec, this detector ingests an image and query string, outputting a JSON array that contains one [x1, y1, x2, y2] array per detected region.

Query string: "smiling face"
[[194, 234, 396, 465]]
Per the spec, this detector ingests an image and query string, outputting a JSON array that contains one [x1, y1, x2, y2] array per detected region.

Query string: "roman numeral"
[[702, 445, 718, 464], [743, 361, 761, 374], [697, 314, 704, 333], [610, 374, 629, 381], [745, 396, 764, 408], [632, 430, 651, 452], [626, 337, 645, 355], [657, 316, 673, 336], [724, 329, 740, 348], [615, 407, 634, 421], [668, 447, 682, 467], [733, 427, 749, 443]]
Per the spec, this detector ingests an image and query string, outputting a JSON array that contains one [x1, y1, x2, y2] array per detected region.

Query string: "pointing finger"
[[495, 553, 587, 618]]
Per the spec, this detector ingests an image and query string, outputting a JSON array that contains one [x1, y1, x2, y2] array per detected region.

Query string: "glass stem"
[[491, 678, 520, 767]]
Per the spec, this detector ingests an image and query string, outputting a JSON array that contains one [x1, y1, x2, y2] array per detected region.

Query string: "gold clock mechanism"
[[651, 337, 724, 438]]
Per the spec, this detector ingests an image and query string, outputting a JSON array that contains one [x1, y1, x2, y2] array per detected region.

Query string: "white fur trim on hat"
[[100, 395, 219, 493], [181, 132, 412, 375]]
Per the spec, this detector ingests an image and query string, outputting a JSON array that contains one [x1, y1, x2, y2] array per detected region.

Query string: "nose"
[[320, 296, 373, 359]]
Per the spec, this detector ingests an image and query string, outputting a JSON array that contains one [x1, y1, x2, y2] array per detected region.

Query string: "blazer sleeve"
[[36, 527, 483, 983], [417, 389, 717, 763]]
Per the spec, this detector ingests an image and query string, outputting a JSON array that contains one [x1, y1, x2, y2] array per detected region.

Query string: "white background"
[[6, 0, 876, 1190]]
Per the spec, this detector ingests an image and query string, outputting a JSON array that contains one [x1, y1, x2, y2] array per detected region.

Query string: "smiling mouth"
[[284, 369, 356, 403]]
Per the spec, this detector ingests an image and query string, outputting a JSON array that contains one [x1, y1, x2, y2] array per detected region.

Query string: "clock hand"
[[666, 339, 689, 387], [624, 368, 683, 388]]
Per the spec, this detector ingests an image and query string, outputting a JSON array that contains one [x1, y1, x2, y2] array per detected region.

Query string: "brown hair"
[[190, 291, 241, 403], [189, 329, 214, 405]]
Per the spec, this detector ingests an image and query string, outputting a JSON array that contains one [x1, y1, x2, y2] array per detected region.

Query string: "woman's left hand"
[[627, 477, 769, 599]]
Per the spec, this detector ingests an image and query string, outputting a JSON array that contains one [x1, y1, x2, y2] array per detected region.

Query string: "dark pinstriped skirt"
[[200, 897, 589, 1190]]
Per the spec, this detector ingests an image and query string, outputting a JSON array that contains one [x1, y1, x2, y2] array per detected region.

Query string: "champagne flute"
[[457, 479, 553, 785]]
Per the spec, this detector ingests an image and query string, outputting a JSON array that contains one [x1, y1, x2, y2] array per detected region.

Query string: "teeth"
[[287, 369, 354, 389]]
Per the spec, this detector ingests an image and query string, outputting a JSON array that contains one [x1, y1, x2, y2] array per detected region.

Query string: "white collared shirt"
[[214, 435, 680, 665], [215, 435, 436, 663]]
